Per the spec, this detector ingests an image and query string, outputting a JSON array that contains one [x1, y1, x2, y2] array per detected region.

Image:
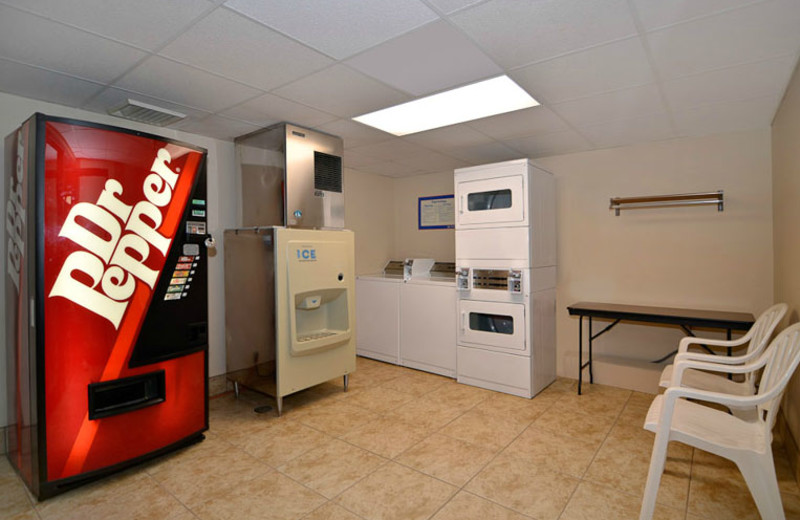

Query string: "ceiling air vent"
[[108, 99, 186, 127]]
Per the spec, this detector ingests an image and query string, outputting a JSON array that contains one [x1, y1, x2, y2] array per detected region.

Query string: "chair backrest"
[[743, 303, 788, 389], [756, 322, 800, 435]]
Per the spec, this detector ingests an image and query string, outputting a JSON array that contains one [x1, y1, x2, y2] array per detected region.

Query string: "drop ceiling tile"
[[220, 92, 337, 128], [0, 58, 104, 108], [551, 83, 667, 127], [443, 141, 521, 164], [173, 114, 262, 141], [115, 56, 262, 112], [504, 129, 593, 158], [160, 8, 333, 91], [348, 139, 431, 162], [662, 55, 797, 110], [345, 20, 501, 96], [82, 87, 212, 122], [369, 161, 427, 177], [510, 37, 655, 104], [466, 106, 568, 140], [224, 0, 438, 59], [449, 0, 637, 68], [343, 149, 386, 169], [0, 6, 147, 83], [395, 147, 470, 172], [646, 0, 800, 80], [1, 0, 213, 50], [272, 65, 410, 118], [403, 124, 495, 150], [631, 0, 764, 31], [579, 113, 675, 148], [425, 0, 484, 14], [672, 94, 781, 137], [317, 119, 394, 149]]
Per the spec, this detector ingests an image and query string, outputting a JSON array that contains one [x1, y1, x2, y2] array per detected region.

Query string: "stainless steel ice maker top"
[[236, 122, 344, 229]]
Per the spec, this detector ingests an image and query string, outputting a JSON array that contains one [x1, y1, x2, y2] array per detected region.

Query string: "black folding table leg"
[[578, 316, 583, 395]]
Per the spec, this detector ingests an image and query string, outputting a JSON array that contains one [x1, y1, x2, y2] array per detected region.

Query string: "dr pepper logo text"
[[49, 148, 180, 329]]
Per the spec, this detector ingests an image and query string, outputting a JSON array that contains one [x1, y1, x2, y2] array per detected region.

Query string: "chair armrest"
[[670, 356, 765, 387], [677, 333, 750, 354], [673, 347, 762, 365], [662, 385, 763, 409]]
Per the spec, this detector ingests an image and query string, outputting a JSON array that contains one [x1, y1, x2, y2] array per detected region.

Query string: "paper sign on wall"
[[418, 194, 455, 230]]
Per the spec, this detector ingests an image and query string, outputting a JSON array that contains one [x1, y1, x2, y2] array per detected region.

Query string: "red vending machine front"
[[5, 114, 209, 499]]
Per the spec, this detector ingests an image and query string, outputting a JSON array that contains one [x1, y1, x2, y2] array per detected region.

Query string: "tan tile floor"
[[2, 356, 800, 519]]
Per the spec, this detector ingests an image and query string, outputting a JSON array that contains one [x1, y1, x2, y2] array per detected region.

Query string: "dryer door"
[[458, 300, 527, 353], [455, 173, 526, 229]]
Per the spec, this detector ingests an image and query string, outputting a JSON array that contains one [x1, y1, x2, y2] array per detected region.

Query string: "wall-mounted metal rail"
[[609, 190, 723, 216]]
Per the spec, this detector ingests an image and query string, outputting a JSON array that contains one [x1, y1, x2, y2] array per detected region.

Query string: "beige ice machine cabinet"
[[274, 227, 356, 415]]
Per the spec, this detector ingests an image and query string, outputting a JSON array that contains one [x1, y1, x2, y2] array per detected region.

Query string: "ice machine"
[[224, 227, 355, 415], [236, 122, 344, 229]]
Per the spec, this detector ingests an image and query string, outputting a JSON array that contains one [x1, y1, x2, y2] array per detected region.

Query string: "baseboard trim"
[[208, 374, 229, 397]]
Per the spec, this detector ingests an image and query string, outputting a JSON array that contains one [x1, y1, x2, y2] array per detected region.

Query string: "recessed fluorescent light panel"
[[353, 75, 538, 136]]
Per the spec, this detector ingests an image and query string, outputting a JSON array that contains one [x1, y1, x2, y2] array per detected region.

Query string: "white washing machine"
[[356, 261, 457, 377]]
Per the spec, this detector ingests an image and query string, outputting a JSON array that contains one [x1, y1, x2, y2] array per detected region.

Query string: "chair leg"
[[639, 431, 670, 520], [736, 450, 785, 520]]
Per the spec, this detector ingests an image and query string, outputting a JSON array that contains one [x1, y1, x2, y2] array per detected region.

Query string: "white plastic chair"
[[639, 322, 800, 520], [658, 303, 787, 399]]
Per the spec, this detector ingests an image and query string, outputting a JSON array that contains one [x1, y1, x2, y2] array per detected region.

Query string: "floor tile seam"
[[152, 456, 274, 512], [458, 489, 540, 519], [387, 424, 452, 464], [322, 458, 428, 512], [335, 432, 405, 462], [528, 415, 614, 447], [458, 485, 545, 520], [4, 473, 39, 514], [522, 422, 607, 453], [422, 484, 472, 520], [301, 500, 370, 520], [435, 425, 522, 454], [389, 453, 475, 490], [576, 473, 689, 512], [458, 413, 542, 492], [272, 461, 358, 503], [344, 397, 414, 415], [553, 403, 628, 423], [134, 471, 207, 517], [1, 498, 40, 520]]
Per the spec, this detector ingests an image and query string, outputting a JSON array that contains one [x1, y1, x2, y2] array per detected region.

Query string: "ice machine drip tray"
[[291, 288, 351, 355]]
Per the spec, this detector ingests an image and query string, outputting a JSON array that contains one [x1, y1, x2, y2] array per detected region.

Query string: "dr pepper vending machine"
[[5, 114, 209, 499]]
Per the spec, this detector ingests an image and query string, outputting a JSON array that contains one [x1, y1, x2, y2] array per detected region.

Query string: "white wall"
[[357, 129, 773, 393], [392, 171, 455, 262], [0, 92, 238, 428], [537, 129, 774, 385], [772, 59, 800, 451], [344, 168, 395, 275]]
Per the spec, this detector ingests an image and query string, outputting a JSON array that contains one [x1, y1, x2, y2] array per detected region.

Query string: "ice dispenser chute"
[[291, 287, 351, 355]]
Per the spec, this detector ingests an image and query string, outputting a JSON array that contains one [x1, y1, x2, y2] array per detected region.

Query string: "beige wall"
[[358, 130, 774, 392], [537, 129, 775, 386], [344, 168, 395, 275], [391, 171, 455, 262], [772, 60, 800, 447]]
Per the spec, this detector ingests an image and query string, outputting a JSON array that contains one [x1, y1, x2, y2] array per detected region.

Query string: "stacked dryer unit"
[[454, 158, 556, 398]]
